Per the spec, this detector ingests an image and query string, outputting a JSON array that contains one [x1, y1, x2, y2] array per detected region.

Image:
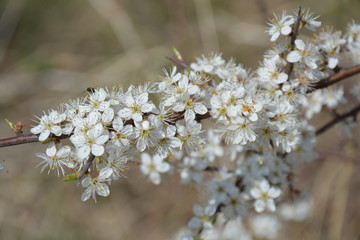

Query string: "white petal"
[[30, 125, 44, 134], [188, 218, 202, 229], [112, 117, 123, 131], [248, 113, 258, 122], [99, 168, 113, 180], [92, 144, 104, 156], [141, 103, 154, 113], [328, 57, 338, 69], [96, 183, 110, 197], [46, 142, 57, 157], [250, 188, 261, 198], [70, 134, 86, 146], [81, 177, 92, 188], [141, 153, 151, 164], [81, 187, 93, 201], [51, 125, 62, 136], [132, 113, 143, 122], [194, 103, 207, 114], [136, 93, 148, 105], [254, 200, 266, 212], [118, 108, 132, 119], [268, 187, 281, 198], [184, 109, 195, 121], [270, 31, 280, 42], [295, 39, 305, 50], [267, 199, 276, 212], [173, 102, 185, 112], [286, 51, 301, 63], [193, 205, 204, 216], [102, 108, 114, 123], [96, 134, 109, 145], [39, 130, 51, 141], [149, 172, 161, 184], [281, 25, 292, 35], [88, 111, 101, 125], [57, 146, 71, 158], [78, 145, 91, 159], [188, 84, 200, 95]]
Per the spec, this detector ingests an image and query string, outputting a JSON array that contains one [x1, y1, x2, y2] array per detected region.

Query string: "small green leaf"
[[63, 173, 78, 182], [40, 138, 52, 144], [172, 46, 183, 61], [5, 118, 16, 130]]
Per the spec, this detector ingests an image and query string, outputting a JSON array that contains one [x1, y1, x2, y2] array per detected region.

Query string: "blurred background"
[[0, 0, 359, 239]]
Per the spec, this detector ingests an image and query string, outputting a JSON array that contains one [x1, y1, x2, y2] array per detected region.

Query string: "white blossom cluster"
[[28, 9, 360, 239]]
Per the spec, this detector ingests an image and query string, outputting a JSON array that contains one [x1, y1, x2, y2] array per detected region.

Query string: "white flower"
[[267, 13, 295, 42], [287, 39, 320, 69], [223, 191, 247, 218], [158, 66, 182, 91], [104, 149, 128, 180], [155, 125, 182, 158], [177, 120, 204, 154], [109, 116, 134, 150], [227, 117, 256, 145], [322, 87, 344, 109], [172, 96, 208, 122], [188, 204, 216, 229], [31, 110, 66, 141], [70, 123, 109, 159], [35, 142, 73, 176], [163, 74, 200, 107], [250, 179, 281, 212], [236, 97, 262, 122], [302, 10, 322, 31], [250, 214, 281, 239], [118, 92, 155, 121], [140, 153, 170, 185], [257, 56, 288, 86], [81, 167, 113, 202], [80, 88, 110, 113], [190, 52, 225, 74], [180, 156, 207, 184], [134, 117, 164, 152]]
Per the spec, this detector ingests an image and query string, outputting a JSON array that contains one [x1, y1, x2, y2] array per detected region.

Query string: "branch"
[[166, 56, 189, 70], [310, 64, 360, 92], [0, 134, 39, 147], [316, 104, 360, 135], [284, 7, 303, 79], [77, 154, 96, 181]]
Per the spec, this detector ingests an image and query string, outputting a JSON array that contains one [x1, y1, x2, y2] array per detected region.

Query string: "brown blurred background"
[[0, 0, 360, 239]]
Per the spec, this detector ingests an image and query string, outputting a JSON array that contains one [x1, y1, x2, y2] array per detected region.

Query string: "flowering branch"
[[316, 104, 360, 135], [1, 8, 360, 239]]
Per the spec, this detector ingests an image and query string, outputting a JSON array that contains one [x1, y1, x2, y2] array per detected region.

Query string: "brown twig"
[[0, 134, 40, 147], [284, 7, 303, 79], [316, 104, 360, 136], [166, 56, 189, 70], [0, 134, 71, 148], [77, 154, 96, 181], [310, 64, 360, 92]]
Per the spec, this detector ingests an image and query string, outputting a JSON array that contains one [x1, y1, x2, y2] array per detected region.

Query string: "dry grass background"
[[0, 0, 359, 239]]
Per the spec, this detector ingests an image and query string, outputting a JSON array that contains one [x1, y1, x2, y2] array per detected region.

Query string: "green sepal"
[[40, 138, 52, 144], [63, 173, 78, 182]]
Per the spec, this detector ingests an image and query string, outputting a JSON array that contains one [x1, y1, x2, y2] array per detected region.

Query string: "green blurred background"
[[0, 0, 360, 239]]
